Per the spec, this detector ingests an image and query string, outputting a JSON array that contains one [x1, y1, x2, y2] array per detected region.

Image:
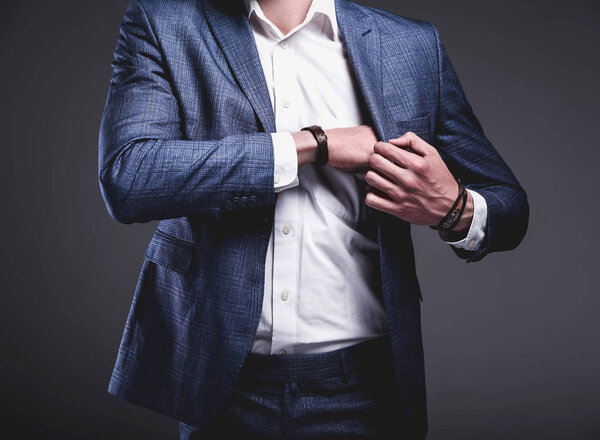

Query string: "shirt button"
[[278, 349, 287, 356], [282, 225, 291, 235], [280, 291, 288, 301], [274, 173, 280, 184], [280, 40, 288, 49], [282, 100, 290, 108], [468, 239, 476, 249]]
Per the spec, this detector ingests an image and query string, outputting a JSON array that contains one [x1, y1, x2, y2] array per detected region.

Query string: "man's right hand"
[[293, 125, 378, 170]]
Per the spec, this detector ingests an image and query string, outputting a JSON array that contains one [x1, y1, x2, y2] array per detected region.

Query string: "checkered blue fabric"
[[98, 0, 528, 436]]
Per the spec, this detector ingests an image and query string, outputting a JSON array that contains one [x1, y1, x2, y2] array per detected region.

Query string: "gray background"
[[1, 0, 598, 438]]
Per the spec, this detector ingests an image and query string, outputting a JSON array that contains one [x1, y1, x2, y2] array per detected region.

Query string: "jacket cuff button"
[[220, 199, 233, 211]]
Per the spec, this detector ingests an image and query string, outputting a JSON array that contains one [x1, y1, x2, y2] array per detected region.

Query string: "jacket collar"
[[202, 0, 387, 139], [242, 0, 338, 42]]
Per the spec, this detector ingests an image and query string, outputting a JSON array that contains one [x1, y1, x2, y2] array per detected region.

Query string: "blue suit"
[[98, 0, 529, 436]]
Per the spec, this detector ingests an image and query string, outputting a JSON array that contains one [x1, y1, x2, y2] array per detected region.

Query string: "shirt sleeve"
[[442, 189, 488, 251], [271, 132, 299, 192]]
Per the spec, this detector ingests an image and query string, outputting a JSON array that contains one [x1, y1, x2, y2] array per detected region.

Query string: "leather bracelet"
[[445, 183, 468, 231], [440, 180, 467, 230], [301, 125, 328, 166], [430, 179, 467, 231]]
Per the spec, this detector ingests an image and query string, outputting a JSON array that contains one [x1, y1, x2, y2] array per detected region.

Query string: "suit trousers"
[[178, 335, 404, 439]]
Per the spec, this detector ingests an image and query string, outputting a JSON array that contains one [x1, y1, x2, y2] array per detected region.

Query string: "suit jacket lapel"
[[202, 0, 277, 133], [203, 0, 391, 140], [334, 0, 394, 238], [335, 0, 388, 141]]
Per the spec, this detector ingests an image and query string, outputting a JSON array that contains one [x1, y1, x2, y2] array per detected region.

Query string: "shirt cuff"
[[271, 132, 299, 192], [442, 189, 488, 251]]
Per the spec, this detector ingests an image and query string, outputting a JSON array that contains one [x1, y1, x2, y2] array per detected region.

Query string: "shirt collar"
[[243, 0, 338, 42]]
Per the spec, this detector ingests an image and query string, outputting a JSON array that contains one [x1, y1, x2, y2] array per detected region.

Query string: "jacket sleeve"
[[98, 0, 275, 224], [430, 24, 529, 262]]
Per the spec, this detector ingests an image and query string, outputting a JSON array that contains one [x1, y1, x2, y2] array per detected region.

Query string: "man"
[[98, 0, 528, 438]]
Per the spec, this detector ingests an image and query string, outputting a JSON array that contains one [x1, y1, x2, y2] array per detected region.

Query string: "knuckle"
[[391, 186, 403, 201], [402, 174, 414, 187], [402, 174, 418, 190], [369, 153, 380, 167], [412, 159, 425, 173], [374, 141, 387, 154]]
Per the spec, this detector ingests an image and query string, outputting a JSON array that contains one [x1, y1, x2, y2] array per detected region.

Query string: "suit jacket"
[[98, 0, 529, 436]]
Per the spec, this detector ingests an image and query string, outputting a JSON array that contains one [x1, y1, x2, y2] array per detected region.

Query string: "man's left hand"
[[364, 131, 473, 233]]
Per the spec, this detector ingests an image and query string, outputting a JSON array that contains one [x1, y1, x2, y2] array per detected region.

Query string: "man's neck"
[[257, 0, 314, 35]]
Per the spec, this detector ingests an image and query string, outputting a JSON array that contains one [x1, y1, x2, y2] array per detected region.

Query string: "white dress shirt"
[[245, 0, 488, 355]]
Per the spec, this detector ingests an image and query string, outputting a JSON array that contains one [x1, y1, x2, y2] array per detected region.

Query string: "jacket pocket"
[[143, 229, 194, 274], [395, 114, 432, 144]]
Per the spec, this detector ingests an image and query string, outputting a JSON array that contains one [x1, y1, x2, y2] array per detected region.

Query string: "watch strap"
[[301, 125, 328, 166]]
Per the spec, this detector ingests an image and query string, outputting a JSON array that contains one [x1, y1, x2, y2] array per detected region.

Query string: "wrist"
[[438, 190, 474, 241], [451, 190, 474, 233], [292, 131, 318, 166], [301, 125, 328, 166], [430, 179, 469, 232]]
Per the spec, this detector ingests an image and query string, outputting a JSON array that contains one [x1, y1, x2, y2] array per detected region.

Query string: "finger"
[[365, 169, 397, 198], [367, 185, 389, 200], [365, 190, 398, 216], [369, 152, 409, 183], [386, 133, 411, 148], [373, 141, 422, 169], [388, 132, 432, 157]]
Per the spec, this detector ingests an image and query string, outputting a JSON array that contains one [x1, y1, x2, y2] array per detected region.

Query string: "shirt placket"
[[270, 34, 301, 356]]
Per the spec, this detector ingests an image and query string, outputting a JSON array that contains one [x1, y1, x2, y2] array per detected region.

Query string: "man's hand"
[[364, 131, 474, 233]]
